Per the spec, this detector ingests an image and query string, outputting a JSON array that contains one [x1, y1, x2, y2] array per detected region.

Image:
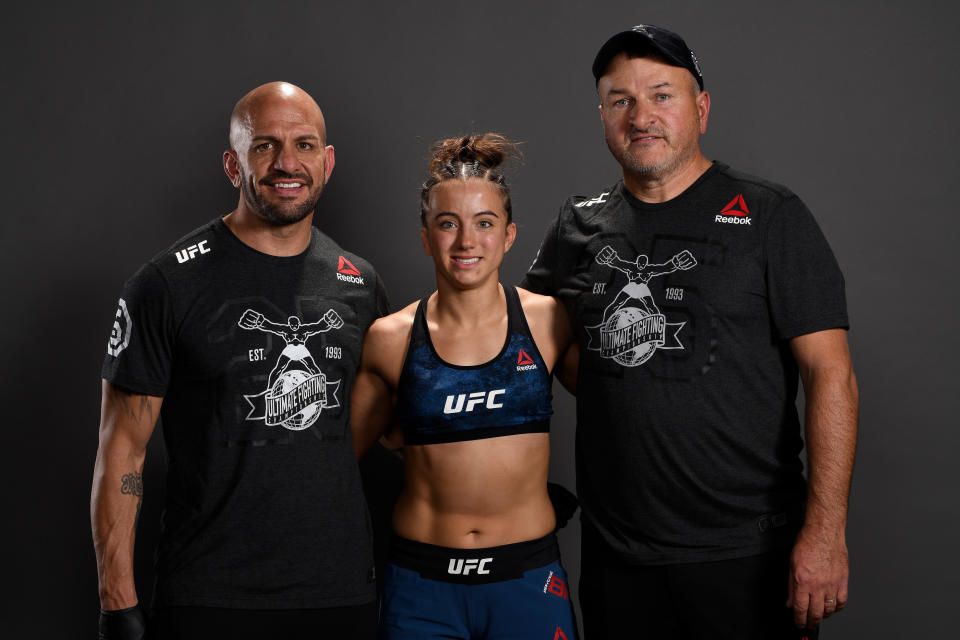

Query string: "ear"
[[696, 90, 711, 135], [420, 226, 432, 257], [223, 150, 242, 188], [503, 222, 517, 253], [323, 145, 336, 183]]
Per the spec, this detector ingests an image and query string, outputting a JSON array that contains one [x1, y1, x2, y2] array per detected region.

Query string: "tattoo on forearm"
[[121, 471, 144, 531], [120, 471, 143, 497]]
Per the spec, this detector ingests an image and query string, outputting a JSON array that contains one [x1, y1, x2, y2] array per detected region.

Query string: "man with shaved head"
[[92, 82, 388, 639], [227, 82, 332, 227]]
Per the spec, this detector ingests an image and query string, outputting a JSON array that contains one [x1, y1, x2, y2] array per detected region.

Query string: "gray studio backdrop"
[[2, 1, 956, 637]]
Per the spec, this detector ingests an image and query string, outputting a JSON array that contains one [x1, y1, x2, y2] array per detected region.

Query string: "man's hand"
[[238, 309, 264, 330], [671, 250, 696, 270], [786, 525, 849, 629], [324, 308, 344, 330]]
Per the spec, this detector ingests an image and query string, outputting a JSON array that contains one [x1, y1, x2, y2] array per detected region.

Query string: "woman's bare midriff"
[[393, 432, 555, 548]]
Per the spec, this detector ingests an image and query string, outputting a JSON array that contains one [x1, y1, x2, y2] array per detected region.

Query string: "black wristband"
[[99, 605, 146, 640]]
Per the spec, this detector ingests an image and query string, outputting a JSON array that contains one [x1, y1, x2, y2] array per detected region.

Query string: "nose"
[[456, 224, 476, 249], [628, 101, 656, 131], [272, 142, 300, 174]]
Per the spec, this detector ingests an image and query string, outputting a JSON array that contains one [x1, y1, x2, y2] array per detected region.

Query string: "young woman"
[[351, 134, 578, 639]]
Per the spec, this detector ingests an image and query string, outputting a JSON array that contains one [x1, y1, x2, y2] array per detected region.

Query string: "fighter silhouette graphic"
[[587, 246, 697, 367], [238, 308, 344, 431]]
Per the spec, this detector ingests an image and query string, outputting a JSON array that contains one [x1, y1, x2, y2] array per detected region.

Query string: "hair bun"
[[420, 132, 521, 225], [429, 133, 518, 175]]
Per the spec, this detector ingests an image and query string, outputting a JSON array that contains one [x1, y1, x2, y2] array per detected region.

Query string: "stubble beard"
[[241, 169, 325, 226], [606, 130, 696, 182]]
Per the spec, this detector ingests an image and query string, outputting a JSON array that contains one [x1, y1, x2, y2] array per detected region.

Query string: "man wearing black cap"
[[522, 25, 858, 638]]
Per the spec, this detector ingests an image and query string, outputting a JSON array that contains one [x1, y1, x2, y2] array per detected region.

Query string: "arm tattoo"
[[115, 389, 154, 424], [121, 471, 144, 531], [120, 471, 143, 497]]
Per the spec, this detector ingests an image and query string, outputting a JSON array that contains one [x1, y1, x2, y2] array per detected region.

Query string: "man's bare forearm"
[[786, 330, 858, 626], [91, 382, 160, 610], [802, 363, 858, 532], [92, 463, 144, 608]]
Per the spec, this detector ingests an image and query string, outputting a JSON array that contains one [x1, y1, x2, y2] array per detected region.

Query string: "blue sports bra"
[[395, 286, 553, 446]]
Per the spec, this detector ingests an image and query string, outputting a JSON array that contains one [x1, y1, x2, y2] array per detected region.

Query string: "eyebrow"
[[605, 81, 673, 96], [251, 134, 321, 143], [434, 210, 501, 219]]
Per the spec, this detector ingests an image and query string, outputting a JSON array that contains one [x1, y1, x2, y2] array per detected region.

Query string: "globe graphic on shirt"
[[603, 307, 659, 367], [269, 369, 322, 431]]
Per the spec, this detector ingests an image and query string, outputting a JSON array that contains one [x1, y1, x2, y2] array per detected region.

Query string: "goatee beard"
[[604, 128, 694, 181], [242, 172, 324, 225]]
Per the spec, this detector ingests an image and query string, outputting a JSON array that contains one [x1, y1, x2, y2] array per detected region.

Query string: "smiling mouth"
[[263, 182, 307, 197], [453, 257, 480, 265], [261, 173, 311, 191]]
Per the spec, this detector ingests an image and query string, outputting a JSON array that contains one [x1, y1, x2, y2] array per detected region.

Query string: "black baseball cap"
[[592, 24, 704, 90]]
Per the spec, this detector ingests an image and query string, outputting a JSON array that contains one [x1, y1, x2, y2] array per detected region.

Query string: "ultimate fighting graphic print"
[[587, 245, 697, 367], [238, 308, 343, 431]]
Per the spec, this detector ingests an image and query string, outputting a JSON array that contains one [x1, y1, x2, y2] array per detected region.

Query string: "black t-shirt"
[[522, 162, 848, 564], [102, 218, 389, 608]]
